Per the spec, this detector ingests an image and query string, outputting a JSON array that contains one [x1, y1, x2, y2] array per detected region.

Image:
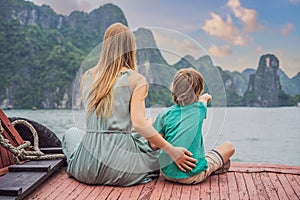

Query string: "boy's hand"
[[199, 93, 212, 103]]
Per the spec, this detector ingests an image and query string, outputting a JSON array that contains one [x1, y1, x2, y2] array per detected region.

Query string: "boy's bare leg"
[[213, 142, 235, 163]]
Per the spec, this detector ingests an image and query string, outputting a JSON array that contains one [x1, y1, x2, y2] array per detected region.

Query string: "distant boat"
[[1, 105, 13, 110], [31, 106, 37, 110], [72, 106, 79, 110]]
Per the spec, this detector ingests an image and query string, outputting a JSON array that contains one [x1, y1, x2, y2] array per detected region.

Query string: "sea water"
[[4, 107, 300, 166]]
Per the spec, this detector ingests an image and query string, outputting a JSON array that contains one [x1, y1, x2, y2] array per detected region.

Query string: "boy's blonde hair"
[[172, 68, 204, 106]]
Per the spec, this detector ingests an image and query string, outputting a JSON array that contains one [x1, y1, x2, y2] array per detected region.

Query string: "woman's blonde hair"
[[172, 68, 204, 106], [85, 23, 137, 117]]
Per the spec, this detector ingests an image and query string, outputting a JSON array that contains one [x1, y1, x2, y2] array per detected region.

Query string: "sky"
[[29, 0, 300, 77]]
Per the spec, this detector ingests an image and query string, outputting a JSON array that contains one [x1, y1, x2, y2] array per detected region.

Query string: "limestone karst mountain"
[[0, 0, 298, 108], [244, 54, 292, 106]]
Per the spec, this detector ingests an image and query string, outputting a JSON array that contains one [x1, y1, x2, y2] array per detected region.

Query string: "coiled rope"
[[0, 119, 65, 164]]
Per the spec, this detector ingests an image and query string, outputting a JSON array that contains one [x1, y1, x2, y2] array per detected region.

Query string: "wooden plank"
[[118, 185, 135, 200], [9, 159, 67, 200], [210, 175, 219, 200], [227, 172, 239, 200], [289, 175, 300, 199], [40, 147, 63, 154], [106, 187, 124, 200], [46, 177, 75, 199], [230, 162, 300, 175], [0, 148, 16, 171], [128, 183, 144, 200], [0, 172, 45, 200], [0, 147, 3, 169], [251, 173, 269, 200], [160, 181, 174, 200], [276, 174, 297, 200], [235, 172, 249, 200], [268, 173, 289, 200], [294, 174, 300, 185], [149, 176, 165, 200], [190, 183, 200, 200], [285, 174, 300, 199], [16, 159, 65, 199], [11, 162, 300, 200], [83, 185, 105, 199], [0, 166, 8, 177], [65, 182, 87, 200], [20, 159, 66, 167], [0, 195, 16, 200], [0, 145, 11, 168], [243, 173, 259, 200], [9, 165, 50, 172], [0, 146, 6, 168], [0, 172, 45, 189], [24, 170, 67, 199], [0, 110, 24, 146], [180, 184, 192, 200], [0, 187, 22, 196], [1, 129, 17, 147], [200, 175, 211, 200], [97, 186, 115, 199], [1, 128, 21, 148], [138, 179, 158, 200], [7, 151, 15, 167], [170, 183, 182, 200], [55, 180, 81, 200], [260, 172, 279, 200], [74, 185, 99, 199], [219, 173, 230, 200]]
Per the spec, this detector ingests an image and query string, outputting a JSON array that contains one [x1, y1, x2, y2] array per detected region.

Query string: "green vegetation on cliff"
[[0, 0, 298, 109], [0, 0, 128, 109]]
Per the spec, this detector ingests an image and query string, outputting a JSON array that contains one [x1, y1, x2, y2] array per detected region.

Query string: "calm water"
[[4, 107, 300, 166]]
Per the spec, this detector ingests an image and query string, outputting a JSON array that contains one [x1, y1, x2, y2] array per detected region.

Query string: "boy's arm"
[[199, 93, 212, 105]]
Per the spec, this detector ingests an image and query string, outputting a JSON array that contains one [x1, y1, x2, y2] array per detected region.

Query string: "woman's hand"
[[164, 145, 197, 172], [146, 117, 154, 125]]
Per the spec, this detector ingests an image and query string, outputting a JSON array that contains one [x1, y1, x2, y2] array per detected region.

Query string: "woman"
[[62, 23, 196, 186]]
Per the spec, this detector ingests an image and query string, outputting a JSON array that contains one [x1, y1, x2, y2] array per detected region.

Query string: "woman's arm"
[[148, 133, 164, 150], [130, 84, 196, 172]]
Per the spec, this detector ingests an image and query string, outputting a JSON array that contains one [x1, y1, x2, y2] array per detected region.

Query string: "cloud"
[[289, 0, 300, 4], [227, 0, 260, 32], [31, 0, 105, 15], [202, 12, 246, 46], [208, 44, 232, 58], [281, 23, 294, 36], [152, 30, 206, 64], [256, 46, 262, 52]]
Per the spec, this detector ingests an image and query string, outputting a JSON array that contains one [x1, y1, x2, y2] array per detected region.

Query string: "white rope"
[[0, 120, 65, 164]]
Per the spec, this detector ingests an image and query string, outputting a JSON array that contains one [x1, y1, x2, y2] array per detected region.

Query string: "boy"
[[152, 68, 235, 184]]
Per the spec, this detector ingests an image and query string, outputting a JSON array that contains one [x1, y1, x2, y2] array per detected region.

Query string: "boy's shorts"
[[161, 150, 223, 184]]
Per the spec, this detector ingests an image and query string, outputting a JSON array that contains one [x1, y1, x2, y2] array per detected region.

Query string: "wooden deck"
[[24, 162, 300, 200]]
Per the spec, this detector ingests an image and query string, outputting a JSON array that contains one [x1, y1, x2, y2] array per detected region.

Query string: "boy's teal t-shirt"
[[153, 102, 208, 179]]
